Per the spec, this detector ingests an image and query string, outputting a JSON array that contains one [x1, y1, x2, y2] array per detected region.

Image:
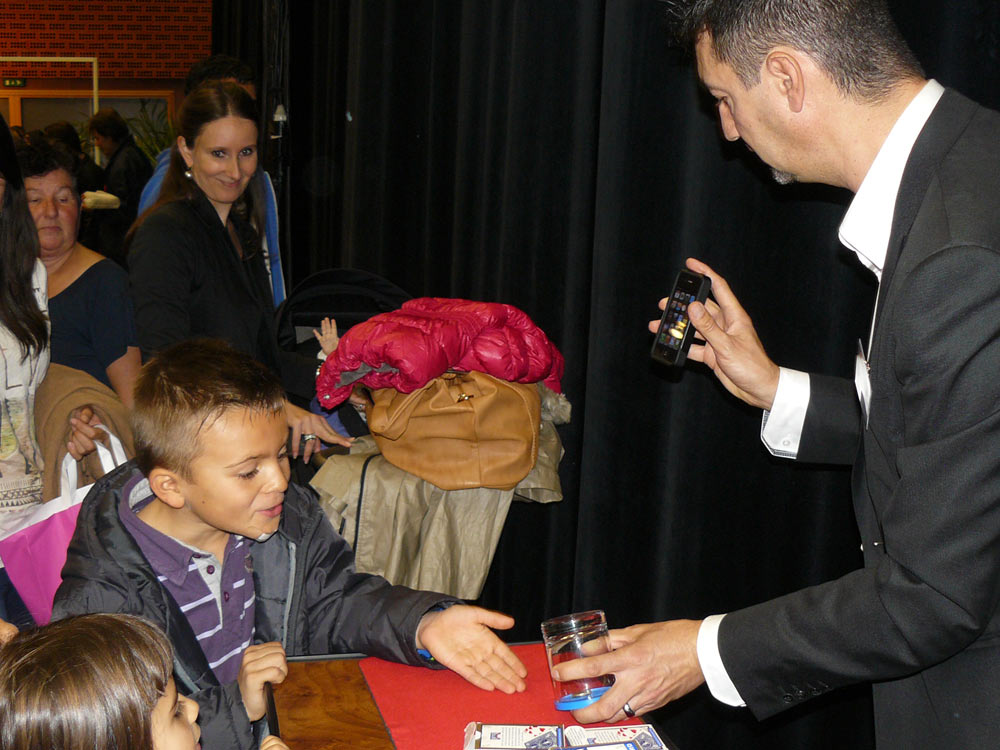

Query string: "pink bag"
[[0, 428, 126, 624]]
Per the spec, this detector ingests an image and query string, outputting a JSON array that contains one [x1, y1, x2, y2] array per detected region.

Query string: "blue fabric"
[[309, 396, 350, 437], [137, 147, 171, 214], [138, 152, 286, 307], [261, 171, 286, 305], [49, 259, 137, 388]]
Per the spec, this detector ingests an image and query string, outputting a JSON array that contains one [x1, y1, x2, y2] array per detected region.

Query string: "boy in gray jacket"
[[54, 339, 527, 750]]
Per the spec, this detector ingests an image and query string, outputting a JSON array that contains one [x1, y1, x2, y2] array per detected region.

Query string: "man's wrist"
[[696, 614, 745, 707], [761, 367, 810, 458]]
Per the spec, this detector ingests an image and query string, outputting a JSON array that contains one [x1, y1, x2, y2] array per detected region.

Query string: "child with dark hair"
[[0, 613, 289, 750], [53, 338, 527, 750]]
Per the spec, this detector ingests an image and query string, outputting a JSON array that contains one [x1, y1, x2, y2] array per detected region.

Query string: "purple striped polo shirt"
[[118, 474, 256, 685]]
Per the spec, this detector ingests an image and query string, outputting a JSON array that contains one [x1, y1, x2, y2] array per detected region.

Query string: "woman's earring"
[[184, 168, 193, 180]]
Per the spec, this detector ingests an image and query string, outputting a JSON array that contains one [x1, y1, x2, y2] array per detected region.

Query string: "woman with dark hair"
[[42, 121, 106, 251], [42, 121, 105, 194], [0, 113, 50, 635], [128, 82, 346, 459]]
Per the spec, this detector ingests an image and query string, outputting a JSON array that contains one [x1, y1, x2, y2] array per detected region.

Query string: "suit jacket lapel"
[[874, 89, 978, 330]]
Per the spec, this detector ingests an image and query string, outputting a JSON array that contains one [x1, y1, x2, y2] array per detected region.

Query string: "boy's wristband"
[[417, 601, 462, 662]]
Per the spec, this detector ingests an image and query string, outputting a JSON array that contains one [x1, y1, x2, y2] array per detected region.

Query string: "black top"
[[76, 155, 105, 252], [49, 258, 137, 388], [128, 189, 316, 399], [75, 154, 105, 193], [99, 137, 152, 265]]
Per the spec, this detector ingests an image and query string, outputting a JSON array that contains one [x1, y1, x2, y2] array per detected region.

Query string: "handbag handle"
[[59, 425, 128, 504]]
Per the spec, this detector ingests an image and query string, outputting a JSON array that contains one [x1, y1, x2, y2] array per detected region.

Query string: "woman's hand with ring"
[[284, 400, 352, 462]]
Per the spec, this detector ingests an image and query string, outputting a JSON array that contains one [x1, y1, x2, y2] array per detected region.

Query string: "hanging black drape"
[[284, 0, 607, 660], [213, 1, 1000, 748]]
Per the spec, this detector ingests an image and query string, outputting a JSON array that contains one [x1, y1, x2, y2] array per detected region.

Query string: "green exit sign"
[[3, 78, 26, 87]]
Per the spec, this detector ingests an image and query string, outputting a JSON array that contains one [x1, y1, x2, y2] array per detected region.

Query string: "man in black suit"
[[554, 1, 1000, 746]]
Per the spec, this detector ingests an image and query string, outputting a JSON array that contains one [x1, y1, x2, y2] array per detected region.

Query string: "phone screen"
[[650, 270, 711, 367]]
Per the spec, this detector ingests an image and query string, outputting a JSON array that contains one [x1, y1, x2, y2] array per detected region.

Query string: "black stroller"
[[275, 268, 412, 440]]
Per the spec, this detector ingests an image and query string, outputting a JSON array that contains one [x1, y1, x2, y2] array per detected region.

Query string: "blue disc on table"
[[554, 685, 610, 710]]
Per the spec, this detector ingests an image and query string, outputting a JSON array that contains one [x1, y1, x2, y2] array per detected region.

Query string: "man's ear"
[[148, 467, 188, 510], [176, 135, 194, 168], [764, 49, 806, 114]]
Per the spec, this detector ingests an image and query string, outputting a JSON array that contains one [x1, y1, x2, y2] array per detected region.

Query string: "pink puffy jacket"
[[315, 297, 564, 409]]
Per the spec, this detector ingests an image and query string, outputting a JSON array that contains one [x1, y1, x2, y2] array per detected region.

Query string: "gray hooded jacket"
[[53, 461, 455, 750]]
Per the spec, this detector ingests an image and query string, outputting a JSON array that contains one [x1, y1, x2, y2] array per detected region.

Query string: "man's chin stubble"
[[771, 168, 796, 185]]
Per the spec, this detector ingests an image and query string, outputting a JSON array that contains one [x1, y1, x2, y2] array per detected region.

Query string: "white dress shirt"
[[698, 80, 946, 707]]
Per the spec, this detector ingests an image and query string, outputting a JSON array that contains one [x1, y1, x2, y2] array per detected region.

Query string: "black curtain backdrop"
[[213, 1, 1000, 748]]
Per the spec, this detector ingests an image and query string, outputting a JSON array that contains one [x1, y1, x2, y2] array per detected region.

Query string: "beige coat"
[[310, 421, 563, 599], [34, 363, 134, 502]]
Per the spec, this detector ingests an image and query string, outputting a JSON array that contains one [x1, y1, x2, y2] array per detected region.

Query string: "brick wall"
[[0, 0, 211, 79]]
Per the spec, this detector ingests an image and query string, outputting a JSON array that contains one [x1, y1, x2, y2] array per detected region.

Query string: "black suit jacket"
[[718, 89, 1000, 747]]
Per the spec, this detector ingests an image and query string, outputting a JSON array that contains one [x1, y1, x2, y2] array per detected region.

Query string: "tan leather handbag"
[[367, 371, 541, 490]]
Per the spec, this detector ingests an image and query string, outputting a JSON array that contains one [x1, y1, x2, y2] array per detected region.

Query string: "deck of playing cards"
[[462, 722, 670, 749]]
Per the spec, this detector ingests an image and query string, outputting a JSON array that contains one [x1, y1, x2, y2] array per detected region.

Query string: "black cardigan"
[[128, 191, 315, 399]]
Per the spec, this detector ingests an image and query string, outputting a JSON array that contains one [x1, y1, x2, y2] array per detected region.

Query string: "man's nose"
[[719, 104, 740, 142]]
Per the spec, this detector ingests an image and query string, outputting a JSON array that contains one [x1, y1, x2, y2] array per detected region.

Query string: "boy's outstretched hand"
[[415, 604, 527, 693]]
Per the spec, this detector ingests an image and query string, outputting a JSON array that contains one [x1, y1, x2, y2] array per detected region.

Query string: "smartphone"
[[650, 270, 711, 367]]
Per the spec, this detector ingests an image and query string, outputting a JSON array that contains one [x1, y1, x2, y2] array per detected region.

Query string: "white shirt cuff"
[[760, 367, 810, 458], [696, 614, 745, 707]]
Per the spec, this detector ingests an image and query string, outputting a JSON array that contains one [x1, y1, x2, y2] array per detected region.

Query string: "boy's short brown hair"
[[131, 339, 286, 477]]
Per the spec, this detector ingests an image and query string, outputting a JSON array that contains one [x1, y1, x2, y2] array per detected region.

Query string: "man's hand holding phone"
[[650, 258, 780, 410], [650, 268, 711, 367]]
